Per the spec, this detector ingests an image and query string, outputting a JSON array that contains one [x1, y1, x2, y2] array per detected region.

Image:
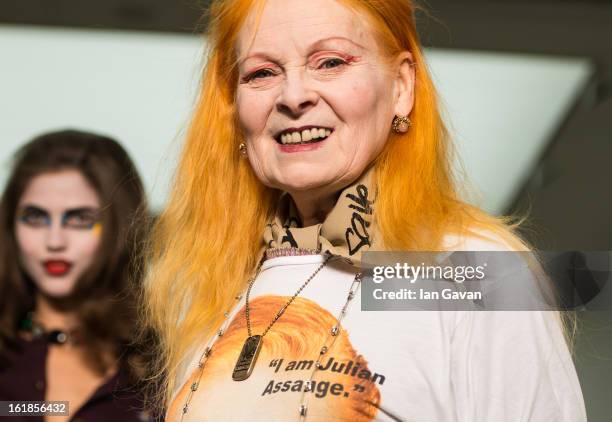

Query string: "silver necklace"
[[180, 251, 361, 421], [297, 270, 361, 419], [232, 253, 330, 381]]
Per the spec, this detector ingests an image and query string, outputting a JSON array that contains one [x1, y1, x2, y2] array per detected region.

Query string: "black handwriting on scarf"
[[281, 216, 300, 248], [345, 184, 373, 255]]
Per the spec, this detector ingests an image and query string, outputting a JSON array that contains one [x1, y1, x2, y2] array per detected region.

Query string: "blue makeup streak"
[[18, 206, 97, 229], [61, 210, 96, 229], [19, 212, 51, 227]]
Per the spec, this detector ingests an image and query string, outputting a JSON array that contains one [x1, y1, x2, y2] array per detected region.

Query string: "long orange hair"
[[142, 0, 531, 411]]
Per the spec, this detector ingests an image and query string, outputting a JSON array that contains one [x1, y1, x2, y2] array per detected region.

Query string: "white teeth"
[[278, 128, 332, 144]]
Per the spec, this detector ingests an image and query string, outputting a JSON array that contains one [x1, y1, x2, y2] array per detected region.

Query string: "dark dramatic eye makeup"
[[61, 208, 100, 229], [17, 206, 50, 228], [16, 205, 100, 230]]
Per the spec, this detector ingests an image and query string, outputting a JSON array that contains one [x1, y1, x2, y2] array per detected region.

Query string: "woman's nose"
[[276, 70, 319, 117], [46, 224, 67, 252]]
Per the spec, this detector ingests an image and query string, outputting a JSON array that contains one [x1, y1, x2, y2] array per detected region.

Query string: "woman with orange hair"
[[143, 0, 586, 420]]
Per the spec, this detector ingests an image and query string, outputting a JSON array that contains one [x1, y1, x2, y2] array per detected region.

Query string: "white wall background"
[[0, 24, 593, 213]]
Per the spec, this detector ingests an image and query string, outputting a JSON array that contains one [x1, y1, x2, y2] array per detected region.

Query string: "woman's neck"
[[291, 190, 340, 227], [34, 294, 79, 332]]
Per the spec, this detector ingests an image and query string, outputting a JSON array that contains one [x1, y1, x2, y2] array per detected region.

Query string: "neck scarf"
[[263, 167, 380, 266]]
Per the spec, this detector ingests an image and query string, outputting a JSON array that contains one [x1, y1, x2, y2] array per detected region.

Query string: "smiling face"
[[235, 0, 414, 204], [14, 169, 102, 298]]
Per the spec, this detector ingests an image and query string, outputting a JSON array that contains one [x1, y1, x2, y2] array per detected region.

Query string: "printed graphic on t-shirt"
[[173, 296, 388, 421]]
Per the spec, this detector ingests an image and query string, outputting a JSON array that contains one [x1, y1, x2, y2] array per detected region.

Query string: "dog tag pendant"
[[232, 335, 262, 381]]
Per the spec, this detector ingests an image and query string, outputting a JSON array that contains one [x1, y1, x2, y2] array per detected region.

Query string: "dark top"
[[0, 336, 153, 422]]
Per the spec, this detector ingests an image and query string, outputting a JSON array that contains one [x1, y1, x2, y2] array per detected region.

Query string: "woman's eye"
[[63, 211, 98, 229], [319, 58, 346, 69], [19, 213, 49, 227], [64, 215, 96, 229], [18, 208, 49, 227], [246, 69, 276, 82]]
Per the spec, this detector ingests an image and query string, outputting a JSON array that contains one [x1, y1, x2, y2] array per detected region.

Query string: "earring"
[[392, 115, 412, 133], [238, 142, 247, 156]]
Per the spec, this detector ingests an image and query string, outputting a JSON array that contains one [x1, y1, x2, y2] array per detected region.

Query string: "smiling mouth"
[[275, 126, 334, 145]]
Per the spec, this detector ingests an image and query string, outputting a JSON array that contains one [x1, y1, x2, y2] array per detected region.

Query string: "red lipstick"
[[43, 260, 72, 276]]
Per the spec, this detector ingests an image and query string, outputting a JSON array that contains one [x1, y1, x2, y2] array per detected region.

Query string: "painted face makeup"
[[14, 170, 102, 298], [235, 0, 413, 204], [18, 206, 100, 230]]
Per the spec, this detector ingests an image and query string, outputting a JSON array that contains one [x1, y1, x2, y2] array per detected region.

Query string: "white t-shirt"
[[172, 235, 586, 421]]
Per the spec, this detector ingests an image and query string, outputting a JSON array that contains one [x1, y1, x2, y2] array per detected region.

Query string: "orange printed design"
[[171, 296, 381, 421]]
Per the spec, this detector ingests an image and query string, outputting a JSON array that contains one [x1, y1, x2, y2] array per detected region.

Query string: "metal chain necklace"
[[297, 271, 361, 420], [232, 253, 331, 381], [180, 250, 362, 420]]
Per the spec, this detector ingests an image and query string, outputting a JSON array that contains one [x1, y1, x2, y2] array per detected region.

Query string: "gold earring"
[[238, 142, 247, 156], [392, 115, 412, 133]]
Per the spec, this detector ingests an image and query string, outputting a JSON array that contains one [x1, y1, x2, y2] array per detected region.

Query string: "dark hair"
[[0, 129, 148, 376]]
